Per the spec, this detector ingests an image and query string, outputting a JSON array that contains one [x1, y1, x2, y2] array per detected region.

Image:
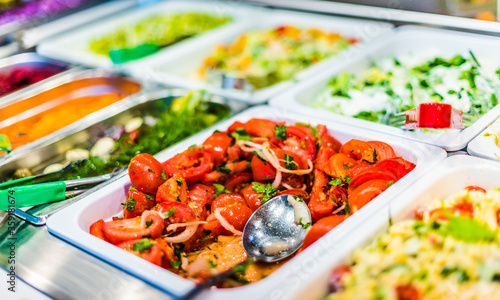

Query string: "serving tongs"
[[0, 166, 125, 211]]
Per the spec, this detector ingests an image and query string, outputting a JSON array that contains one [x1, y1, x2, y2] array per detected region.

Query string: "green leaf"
[[444, 214, 496, 242], [176, 177, 183, 185], [121, 197, 136, 212], [213, 183, 231, 198], [251, 182, 278, 204], [131, 239, 156, 252], [161, 170, 167, 181], [169, 259, 181, 269], [216, 164, 232, 174], [345, 176, 352, 184], [387, 180, 394, 188], [231, 128, 251, 141], [302, 222, 311, 229], [284, 153, 298, 170], [208, 260, 218, 268], [275, 124, 287, 141], [163, 207, 176, 219], [328, 178, 343, 186]]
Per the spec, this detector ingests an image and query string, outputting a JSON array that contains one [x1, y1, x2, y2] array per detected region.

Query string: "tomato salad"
[[89, 118, 415, 285]]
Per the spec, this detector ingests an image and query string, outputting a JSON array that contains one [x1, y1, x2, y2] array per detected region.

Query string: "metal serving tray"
[[0, 89, 243, 226], [270, 26, 500, 151], [46, 105, 445, 299], [130, 8, 393, 104], [279, 155, 500, 300], [0, 68, 143, 161], [0, 52, 75, 106], [37, 0, 260, 70]]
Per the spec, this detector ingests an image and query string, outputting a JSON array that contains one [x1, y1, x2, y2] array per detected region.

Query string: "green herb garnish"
[[251, 182, 278, 204], [275, 124, 287, 141], [163, 207, 176, 219], [214, 183, 231, 198], [131, 239, 156, 252], [328, 178, 342, 186], [121, 197, 136, 212], [284, 154, 298, 170]]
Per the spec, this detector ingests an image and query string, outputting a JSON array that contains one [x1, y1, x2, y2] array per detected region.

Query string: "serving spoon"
[[180, 194, 312, 299]]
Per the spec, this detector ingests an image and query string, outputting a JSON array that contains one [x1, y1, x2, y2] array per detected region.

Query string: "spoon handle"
[[178, 258, 251, 300]]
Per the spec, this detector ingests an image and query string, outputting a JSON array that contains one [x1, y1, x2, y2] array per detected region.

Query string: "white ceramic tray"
[[270, 26, 500, 151], [467, 116, 500, 161], [46, 106, 445, 299], [37, 1, 258, 70], [269, 155, 500, 300], [130, 9, 393, 104]]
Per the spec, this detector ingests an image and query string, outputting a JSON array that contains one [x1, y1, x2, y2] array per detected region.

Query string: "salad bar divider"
[[2, 1, 500, 299]]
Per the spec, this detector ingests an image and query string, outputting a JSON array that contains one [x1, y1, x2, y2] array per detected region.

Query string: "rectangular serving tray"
[[37, 0, 260, 70], [46, 105, 446, 299], [467, 116, 500, 161], [274, 155, 500, 300], [270, 26, 500, 151], [130, 8, 393, 104]]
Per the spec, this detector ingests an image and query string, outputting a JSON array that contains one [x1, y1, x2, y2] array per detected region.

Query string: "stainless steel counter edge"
[[238, 0, 500, 36]]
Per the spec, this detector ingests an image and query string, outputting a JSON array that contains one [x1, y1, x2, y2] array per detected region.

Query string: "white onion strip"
[[163, 224, 199, 243], [332, 204, 346, 215], [214, 208, 243, 235], [272, 170, 282, 188], [261, 142, 313, 175], [167, 221, 207, 232]]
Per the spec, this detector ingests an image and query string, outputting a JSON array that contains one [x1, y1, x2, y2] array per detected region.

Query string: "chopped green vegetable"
[[131, 239, 156, 252], [251, 182, 278, 204], [216, 164, 232, 174], [328, 178, 343, 186], [275, 124, 287, 141], [163, 207, 176, 219], [213, 183, 231, 198], [208, 260, 218, 269], [284, 153, 298, 170], [121, 197, 136, 212]]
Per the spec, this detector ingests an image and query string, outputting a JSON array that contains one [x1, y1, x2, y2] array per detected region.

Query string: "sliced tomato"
[[244, 118, 278, 138], [251, 154, 276, 182], [89, 219, 108, 242], [202, 131, 233, 165], [188, 183, 215, 206], [367, 141, 396, 162], [273, 148, 308, 173], [156, 238, 179, 272], [117, 238, 163, 266], [281, 174, 305, 190], [278, 126, 316, 161], [309, 169, 336, 222], [154, 201, 196, 230], [376, 157, 416, 180], [156, 173, 189, 204], [225, 172, 252, 193], [103, 210, 164, 244], [323, 153, 358, 179], [183, 215, 224, 252], [348, 167, 397, 194], [219, 204, 253, 235], [128, 153, 167, 194], [227, 145, 241, 162], [227, 121, 246, 132], [329, 185, 347, 206], [347, 163, 373, 178], [162, 147, 214, 185], [123, 188, 156, 219], [348, 180, 390, 213], [277, 189, 310, 203], [315, 133, 341, 170], [465, 186, 486, 193], [241, 183, 264, 211], [299, 215, 345, 252], [211, 193, 247, 212], [339, 140, 373, 161]]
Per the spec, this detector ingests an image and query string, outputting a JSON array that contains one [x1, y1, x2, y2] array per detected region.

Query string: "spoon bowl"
[[242, 194, 312, 262]]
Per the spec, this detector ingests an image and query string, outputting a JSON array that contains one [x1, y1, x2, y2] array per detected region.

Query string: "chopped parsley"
[[213, 183, 231, 197], [387, 180, 394, 188], [131, 239, 156, 252], [169, 259, 181, 269], [328, 178, 343, 186], [293, 195, 304, 202], [345, 176, 352, 184], [372, 148, 378, 162], [231, 128, 251, 141], [173, 243, 185, 255], [251, 182, 278, 204], [145, 194, 153, 201], [302, 222, 311, 229], [129, 186, 138, 192], [188, 144, 197, 151], [203, 229, 212, 235], [161, 170, 167, 180], [163, 207, 176, 219], [208, 260, 218, 269], [145, 220, 153, 228], [176, 177, 183, 185], [343, 165, 351, 170], [200, 236, 213, 242], [216, 164, 232, 174], [121, 197, 136, 212], [344, 200, 351, 215], [284, 153, 298, 170], [274, 124, 287, 141]]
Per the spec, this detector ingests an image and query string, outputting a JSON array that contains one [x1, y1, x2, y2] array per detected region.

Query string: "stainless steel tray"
[[0, 52, 75, 105], [0, 68, 144, 159], [1, 88, 244, 226]]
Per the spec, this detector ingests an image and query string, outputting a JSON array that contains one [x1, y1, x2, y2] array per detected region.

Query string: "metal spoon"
[[243, 194, 312, 262], [179, 195, 311, 299]]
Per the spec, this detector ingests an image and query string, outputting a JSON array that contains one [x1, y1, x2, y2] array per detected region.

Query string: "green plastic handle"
[[0, 176, 36, 189], [109, 44, 161, 64], [0, 181, 66, 210]]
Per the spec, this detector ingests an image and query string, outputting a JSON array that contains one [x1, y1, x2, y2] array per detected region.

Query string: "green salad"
[[312, 52, 500, 128], [90, 12, 231, 56]]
